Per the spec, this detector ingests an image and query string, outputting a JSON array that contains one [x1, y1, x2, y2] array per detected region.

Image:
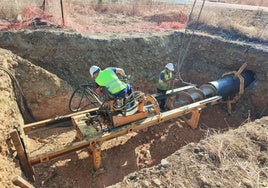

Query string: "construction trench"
[[0, 29, 268, 187]]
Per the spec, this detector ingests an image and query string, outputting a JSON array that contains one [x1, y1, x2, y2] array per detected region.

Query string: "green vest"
[[157, 70, 172, 90], [95, 68, 126, 94]]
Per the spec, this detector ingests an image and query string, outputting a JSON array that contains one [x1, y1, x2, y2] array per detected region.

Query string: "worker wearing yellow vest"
[[89, 65, 132, 98], [157, 63, 177, 111]]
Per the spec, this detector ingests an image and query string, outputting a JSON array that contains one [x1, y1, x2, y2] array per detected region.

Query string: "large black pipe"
[[162, 69, 255, 109], [204, 70, 255, 100]]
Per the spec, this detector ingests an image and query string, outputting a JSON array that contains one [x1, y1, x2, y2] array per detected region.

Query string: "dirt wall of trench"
[[0, 48, 73, 121], [0, 48, 74, 186], [0, 29, 267, 118]]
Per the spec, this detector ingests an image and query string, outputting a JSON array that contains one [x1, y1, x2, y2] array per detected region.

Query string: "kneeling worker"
[[89, 65, 133, 99]]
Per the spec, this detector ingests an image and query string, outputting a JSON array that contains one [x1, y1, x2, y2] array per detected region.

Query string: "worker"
[[89, 65, 133, 100], [156, 63, 177, 111]]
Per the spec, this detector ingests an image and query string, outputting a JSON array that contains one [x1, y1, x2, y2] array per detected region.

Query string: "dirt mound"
[[0, 48, 73, 187], [111, 117, 268, 188], [0, 49, 24, 188], [0, 48, 73, 121], [0, 5, 59, 31]]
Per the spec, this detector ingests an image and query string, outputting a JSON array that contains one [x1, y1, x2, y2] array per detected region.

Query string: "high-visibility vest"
[[95, 68, 126, 94], [157, 70, 172, 90]]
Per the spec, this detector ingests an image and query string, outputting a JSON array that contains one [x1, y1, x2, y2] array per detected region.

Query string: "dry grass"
[[0, 0, 267, 40], [0, 0, 43, 19], [198, 119, 268, 187], [190, 5, 268, 41], [1, 0, 267, 20], [220, 0, 268, 6]]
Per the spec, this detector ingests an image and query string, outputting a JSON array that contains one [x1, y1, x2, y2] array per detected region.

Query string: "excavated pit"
[[0, 29, 267, 187], [1, 29, 267, 119]]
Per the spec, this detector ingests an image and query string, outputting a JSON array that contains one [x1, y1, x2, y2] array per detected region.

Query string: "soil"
[[0, 1, 267, 188]]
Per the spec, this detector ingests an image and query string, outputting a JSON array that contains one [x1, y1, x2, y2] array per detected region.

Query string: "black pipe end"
[[208, 69, 256, 100]]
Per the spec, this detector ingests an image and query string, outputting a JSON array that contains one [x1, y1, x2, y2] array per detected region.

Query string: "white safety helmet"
[[89, 65, 100, 77], [165, 63, 174, 71]]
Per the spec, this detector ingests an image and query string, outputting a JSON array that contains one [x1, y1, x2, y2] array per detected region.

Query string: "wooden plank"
[[12, 175, 34, 188], [10, 130, 35, 182], [23, 107, 99, 133], [29, 140, 91, 165]]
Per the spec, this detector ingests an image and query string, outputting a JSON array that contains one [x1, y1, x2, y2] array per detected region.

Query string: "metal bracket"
[[222, 63, 247, 114]]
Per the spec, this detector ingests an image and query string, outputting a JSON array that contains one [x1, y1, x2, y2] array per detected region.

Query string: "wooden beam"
[[12, 175, 34, 188], [23, 108, 99, 133], [10, 130, 35, 182]]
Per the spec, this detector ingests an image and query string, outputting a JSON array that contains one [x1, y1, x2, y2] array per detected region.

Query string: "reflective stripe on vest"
[[157, 70, 172, 90], [95, 68, 126, 94]]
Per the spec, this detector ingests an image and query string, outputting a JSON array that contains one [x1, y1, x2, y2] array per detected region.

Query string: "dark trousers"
[[157, 88, 167, 110], [114, 84, 133, 98]]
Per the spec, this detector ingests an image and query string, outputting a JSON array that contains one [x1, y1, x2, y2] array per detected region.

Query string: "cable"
[[175, 0, 206, 86], [177, 0, 197, 68], [0, 66, 35, 123]]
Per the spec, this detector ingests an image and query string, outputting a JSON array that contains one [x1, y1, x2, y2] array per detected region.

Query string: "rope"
[[0, 66, 35, 123], [175, 0, 206, 86]]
